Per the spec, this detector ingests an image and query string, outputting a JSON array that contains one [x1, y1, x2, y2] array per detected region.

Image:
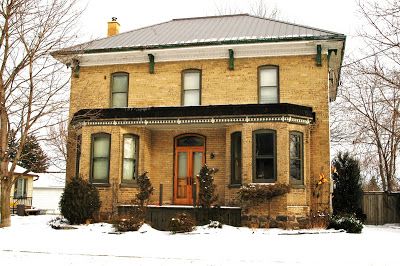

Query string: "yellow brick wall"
[[67, 54, 331, 220]]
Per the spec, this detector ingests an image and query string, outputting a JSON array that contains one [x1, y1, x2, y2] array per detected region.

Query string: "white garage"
[[32, 173, 65, 214]]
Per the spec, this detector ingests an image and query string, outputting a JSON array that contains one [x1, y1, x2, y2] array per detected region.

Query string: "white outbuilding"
[[32, 172, 65, 214]]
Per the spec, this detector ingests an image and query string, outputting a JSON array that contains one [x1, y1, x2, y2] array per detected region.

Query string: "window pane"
[[260, 68, 277, 86], [112, 92, 127, 108], [124, 136, 136, 159], [93, 158, 108, 180], [184, 90, 200, 106], [290, 159, 301, 180], [184, 72, 200, 90], [260, 87, 278, 104], [112, 75, 128, 92], [123, 159, 135, 180], [178, 152, 188, 178], [256, 133, 274, 156], [93, 136, 110, 157], [231, 132, 242, 184], [255, 158, 274, 180], [290, 134, 301, 158], [193, 152, 203, 177], [177, 136, 204, 146]]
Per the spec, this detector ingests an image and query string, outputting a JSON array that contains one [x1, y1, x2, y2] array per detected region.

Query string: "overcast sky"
[[78, 0, 363, 55]]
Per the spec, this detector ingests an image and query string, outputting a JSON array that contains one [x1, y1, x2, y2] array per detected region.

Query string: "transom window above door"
[[182, 69, 201, 106], [259, 66, 279, 104]]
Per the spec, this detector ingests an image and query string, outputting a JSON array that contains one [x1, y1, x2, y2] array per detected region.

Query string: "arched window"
[[231, 132, 242, 185], [289, 131, 303, 184], [90, 133, 111, 183], [258, 66, 279, 104], [182, 69, 201, 106], [111, 72, 129, 108], [122, 134, 139, 183], [253, 129, 277, 182]]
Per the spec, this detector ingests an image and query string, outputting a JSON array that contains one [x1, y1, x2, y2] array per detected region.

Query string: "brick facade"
[[67, 55, 331, 227]]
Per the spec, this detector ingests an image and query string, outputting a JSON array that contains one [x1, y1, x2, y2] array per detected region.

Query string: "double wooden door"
[[174, 136, 205, 205]]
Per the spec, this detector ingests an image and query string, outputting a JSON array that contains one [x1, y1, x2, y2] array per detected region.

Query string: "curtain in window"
[[122, 135, 137, 182], [290, 132, 303, 183], [112, 74, 128, 107], [183, 71, 200, 106], [259, 67, 278, 104], [92, 134, 110, 182]]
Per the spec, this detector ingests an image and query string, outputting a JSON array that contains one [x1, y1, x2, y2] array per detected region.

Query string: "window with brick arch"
[[258, 66, 279, 104], [90, 133, 111, 184], [231, 132, 242, 185], [289, 131, 303, 185], [122, 134, 139, 183], [111, 72, 129, 108], [253, 129, 277, 183], [182, 69, 201, 106]]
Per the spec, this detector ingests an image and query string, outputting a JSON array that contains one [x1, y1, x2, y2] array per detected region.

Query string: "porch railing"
[[10, 197, 32, 214]]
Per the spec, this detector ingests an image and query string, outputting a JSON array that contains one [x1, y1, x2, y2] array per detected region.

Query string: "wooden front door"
[[174, 135, 205, 205]]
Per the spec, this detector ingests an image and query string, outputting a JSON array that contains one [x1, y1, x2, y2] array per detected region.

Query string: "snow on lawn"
[[1, 215, 399, 266]]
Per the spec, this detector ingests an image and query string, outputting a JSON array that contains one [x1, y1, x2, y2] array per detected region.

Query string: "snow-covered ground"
[[0, 215, 399, 266]]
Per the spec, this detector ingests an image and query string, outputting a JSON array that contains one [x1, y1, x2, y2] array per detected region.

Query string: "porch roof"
[[71, 103, 314, 126]]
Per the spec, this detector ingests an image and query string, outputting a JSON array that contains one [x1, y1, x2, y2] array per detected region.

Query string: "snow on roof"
[[8, 162, 37, 176], [33, 172, 65, 188]]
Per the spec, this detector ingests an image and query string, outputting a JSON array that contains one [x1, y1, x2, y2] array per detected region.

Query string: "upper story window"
[[122, 134, 139, 183], [253, 129, 276, 183], [290, 131, 303, 185], [111, 72, 128, 108], [90, 133, 111, 183], [259, 66, 279, 104], [182, 69, 201, 106]]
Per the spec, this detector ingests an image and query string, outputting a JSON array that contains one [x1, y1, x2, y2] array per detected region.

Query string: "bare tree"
[[331, 0, 400, 192], [215, 0, 280, 19], [0, 0, 81, 227], [47, 117, 68, 171]]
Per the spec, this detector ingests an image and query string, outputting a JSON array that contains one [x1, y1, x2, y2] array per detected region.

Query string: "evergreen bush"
[[197, 165, 218, 208], [113, 207, 145, 232], [328, 215, 363, 233], [136, 172, 154, 207], [332, 152, 365, 221], [168, 213, 196, 233], [59, 176, 101, 224]]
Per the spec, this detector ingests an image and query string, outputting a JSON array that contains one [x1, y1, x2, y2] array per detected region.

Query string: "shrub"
[[113, 208, 145, 232], [59, 176, 101, 224], [208, 220, 223, 229], [238, 183, 290, 204], [332, 152, 365, 220], [136, 172, 154, 207], [48, 216, 70, 230], [197, 165, 219, 208], [168, 213, 196, 233], [328, 215, 363, 234]]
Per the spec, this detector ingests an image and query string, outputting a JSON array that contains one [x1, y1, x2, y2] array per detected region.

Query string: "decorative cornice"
[[60, 40, 343, 67]]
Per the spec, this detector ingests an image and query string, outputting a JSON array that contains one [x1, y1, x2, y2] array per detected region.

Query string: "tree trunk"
[[0, 179, 11, 227]]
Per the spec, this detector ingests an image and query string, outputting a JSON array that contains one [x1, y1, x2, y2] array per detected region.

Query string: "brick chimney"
[[107, 17, 120, 37]]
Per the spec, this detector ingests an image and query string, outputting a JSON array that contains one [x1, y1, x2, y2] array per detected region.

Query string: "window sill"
[[91, 183, 110, 188], [228, 184, 242, 188], [290, 184, 305, 189], [120, 183, 138, 188]]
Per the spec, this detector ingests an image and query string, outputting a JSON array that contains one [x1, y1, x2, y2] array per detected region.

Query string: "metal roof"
[[65, 14, 345, 54]]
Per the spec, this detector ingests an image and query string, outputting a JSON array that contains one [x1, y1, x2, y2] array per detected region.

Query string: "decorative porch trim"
[[76, 115, 312, 128]]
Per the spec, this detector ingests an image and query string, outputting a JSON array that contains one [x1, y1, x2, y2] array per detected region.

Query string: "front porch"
[[118, 205, 241, 230]]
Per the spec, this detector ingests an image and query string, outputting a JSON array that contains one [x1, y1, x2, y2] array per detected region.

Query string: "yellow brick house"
[[53, 14, 345, 227]]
